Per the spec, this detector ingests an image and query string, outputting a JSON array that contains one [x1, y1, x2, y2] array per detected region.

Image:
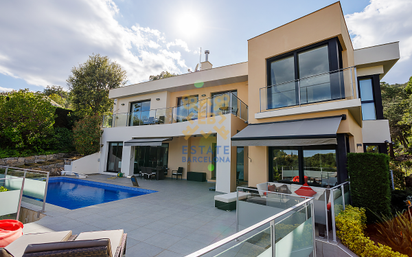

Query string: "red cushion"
[[294, 183, 317, 197]]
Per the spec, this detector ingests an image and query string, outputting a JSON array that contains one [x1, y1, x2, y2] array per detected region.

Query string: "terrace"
[[102, 92, 248, 128], [1, 170, 356, 257]]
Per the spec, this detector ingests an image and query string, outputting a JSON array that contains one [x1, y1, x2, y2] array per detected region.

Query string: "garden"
[[336, 153, 412, 256]]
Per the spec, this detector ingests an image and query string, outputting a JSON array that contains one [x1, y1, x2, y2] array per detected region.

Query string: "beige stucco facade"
[[94, 2, 399, 193]]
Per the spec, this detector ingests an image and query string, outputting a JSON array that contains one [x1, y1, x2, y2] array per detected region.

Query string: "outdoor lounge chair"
[[172, 167, 184, 180], [73, 172, 87, 179], [4, 229, 126, 257]]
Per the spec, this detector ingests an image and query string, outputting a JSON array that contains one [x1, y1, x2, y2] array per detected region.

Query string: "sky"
[[0, 0, 411, 93]]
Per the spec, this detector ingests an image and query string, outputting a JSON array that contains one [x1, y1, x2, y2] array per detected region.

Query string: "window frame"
[[129, 99, 151, 126], [357, 75, 383, 120], [266, 37, 343, 108]]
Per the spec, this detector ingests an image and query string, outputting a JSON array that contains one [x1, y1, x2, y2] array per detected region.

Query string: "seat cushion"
[[75, 229, 123, 257], [214, 192, 250, 203], [5, 230, 72, 257], [294, 183, 317, 197], [277, 185, 292, 194]]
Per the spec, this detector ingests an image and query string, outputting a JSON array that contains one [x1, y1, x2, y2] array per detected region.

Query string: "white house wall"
[[99, 113, 234, 193]]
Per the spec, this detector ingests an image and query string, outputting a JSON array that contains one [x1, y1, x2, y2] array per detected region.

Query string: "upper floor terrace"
[[103, 91, 248, 128]]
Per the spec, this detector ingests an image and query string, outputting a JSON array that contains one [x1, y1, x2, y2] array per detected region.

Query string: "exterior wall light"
[[201, 94, 206, 97], [156, 98, 160, 101], [121, 103, 125, 106]]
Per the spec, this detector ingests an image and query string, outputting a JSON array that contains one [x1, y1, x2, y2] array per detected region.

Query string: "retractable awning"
[[124, 138, 171, 147], [232, 116, 343, 147]]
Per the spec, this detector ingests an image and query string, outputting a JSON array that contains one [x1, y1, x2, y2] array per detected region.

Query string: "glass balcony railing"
[[103, 92, 248, 128], [260, 67, 357, 112], [187, 189, 315, 257]]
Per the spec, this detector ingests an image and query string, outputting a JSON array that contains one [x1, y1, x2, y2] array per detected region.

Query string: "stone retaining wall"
[[0, 153, 69, 166]]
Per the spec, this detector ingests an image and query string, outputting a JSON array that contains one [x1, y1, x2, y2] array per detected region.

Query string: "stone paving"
[[26, 174, 236, 257]]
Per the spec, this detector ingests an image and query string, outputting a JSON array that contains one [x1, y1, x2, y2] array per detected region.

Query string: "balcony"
[[260, 67, 357, 112], [103, 92, 248, 128]]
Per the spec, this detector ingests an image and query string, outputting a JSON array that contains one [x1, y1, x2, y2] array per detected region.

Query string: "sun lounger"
[[73, 172, 88, 179], [4, 229, 126, 257]]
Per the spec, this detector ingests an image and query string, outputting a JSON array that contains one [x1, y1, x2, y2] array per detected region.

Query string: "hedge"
[[347, 153, 391, 222], [336, 205, 406, 257]]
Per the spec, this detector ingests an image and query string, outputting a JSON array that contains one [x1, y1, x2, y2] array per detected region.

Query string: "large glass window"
[[236, 147, 246, 186], [130, 100, 151, 126], [298, 45, 331, 104], [303, 149, 337, 187], [176, 95, 198, 122], [268, 56, 296, 109], [134, 144, 169, 173], [270, 146, 338, 187], [267, 39, 342, 109], [211, 90, 238, 116], [359, 78, 376, 120], [107, 142, 123, 173], [271, 149, 299, 183]]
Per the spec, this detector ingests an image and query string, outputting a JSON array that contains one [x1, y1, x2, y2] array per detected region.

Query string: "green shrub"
[[336, 205, 407, 257], [52, 127, 74, 152], [0, 89, 56, 151], [0, 186, 8, 192], [73, 115, 102, 155], [347, 153, 391, 222]]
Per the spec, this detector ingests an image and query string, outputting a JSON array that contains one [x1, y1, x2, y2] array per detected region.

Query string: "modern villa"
[[94, 2, 399, 194]]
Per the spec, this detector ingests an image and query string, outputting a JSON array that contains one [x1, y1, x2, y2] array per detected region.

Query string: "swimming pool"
[[46, 177, 156, 210]]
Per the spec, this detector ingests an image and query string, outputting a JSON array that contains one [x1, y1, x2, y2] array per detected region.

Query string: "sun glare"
[[176, 11, 201, 38]]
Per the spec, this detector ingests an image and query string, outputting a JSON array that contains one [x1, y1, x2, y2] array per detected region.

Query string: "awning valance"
[[124, 138, 171, 147], [232, 116, 343, 147]]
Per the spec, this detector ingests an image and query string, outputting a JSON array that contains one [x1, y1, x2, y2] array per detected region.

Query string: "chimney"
[[200, 50, 212, 70]]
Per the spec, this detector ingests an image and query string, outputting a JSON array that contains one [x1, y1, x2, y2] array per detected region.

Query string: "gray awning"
[[232, 116, 343, 146], [124, 138, 171, 147]]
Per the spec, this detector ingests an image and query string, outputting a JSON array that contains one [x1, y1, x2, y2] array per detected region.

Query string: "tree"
[[72, 115, 102, 155], [43, 85, 71, 108], [149, 71, 176, 81], [67, 54, 127, 117], [381, 81, 411, 149], [0, 89, 55, 151]]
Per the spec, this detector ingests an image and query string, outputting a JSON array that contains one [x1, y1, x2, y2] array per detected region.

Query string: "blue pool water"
[[46, 177, 156, 210]]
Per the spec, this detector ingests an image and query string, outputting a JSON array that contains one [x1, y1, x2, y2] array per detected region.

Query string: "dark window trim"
[[268, 143, 341, 185], [106, 141, 123, 173], [129, 99, 151, 112], [266, 37, 343, 87], [358, 75, 383, 120], [364, 143, 387, 154]]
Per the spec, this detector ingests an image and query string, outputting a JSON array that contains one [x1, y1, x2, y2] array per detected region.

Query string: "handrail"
[[261, 66, 356, 90], [1, 165, 50, 213], [186, 197, 313, 257], [0, 165, 50, 174]]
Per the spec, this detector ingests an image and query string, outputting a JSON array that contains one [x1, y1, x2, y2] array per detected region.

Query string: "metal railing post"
[[311, 201, 317, 256], [236, 188, 240, 233], [271, 220, 276, 257], [331, 189, 337, 242], [342, 184, 345, 210], [16, 170, 27, 221], [325, 188, 329, 241], [4, 166, 8, 177], [42, 172, 50, 213]]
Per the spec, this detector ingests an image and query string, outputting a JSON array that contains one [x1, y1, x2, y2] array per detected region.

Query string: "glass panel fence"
[[0, 166, 49, 213], [237, 187, 310, 232], [275, 204, 314, 256], [187, 196, 314, 257], [114, 113, 129, 127], [260, 67, 356, 111], [0, 177, 24, 220]]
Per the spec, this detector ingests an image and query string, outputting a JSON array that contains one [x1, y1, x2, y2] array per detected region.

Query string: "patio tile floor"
[[26, 174, 237, 257]]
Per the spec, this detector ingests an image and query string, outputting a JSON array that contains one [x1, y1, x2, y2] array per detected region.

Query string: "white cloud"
[[346, 0, 412, 62], [0, 86, 14, 92], [0, 0, 195, 88]]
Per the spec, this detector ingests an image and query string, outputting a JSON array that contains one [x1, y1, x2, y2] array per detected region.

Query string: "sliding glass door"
[[107, 142, 123, 173]]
